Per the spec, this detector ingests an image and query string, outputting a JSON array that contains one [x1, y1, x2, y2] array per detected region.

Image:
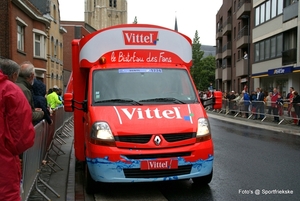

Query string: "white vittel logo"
[[120, 107, 182, 120]]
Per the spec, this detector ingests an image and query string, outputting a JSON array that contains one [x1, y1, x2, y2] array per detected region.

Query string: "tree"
[[199, 56, 216, 90], [190, 30, 215, 91], [191, 30, 204, 90]]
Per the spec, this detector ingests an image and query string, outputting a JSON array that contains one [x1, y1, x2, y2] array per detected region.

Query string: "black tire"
[[85, 164, 99, 194], [192, 169, 213, 185]]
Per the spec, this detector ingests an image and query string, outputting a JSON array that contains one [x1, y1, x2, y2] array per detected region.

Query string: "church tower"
[[84, 0, 127, 30]]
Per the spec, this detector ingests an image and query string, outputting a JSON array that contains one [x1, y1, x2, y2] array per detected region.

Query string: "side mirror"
[[64, 93, 74, 112], [212, 91, 222, 109]]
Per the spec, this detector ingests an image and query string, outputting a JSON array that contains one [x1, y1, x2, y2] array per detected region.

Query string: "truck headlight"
[[196, 118, 211, 142], [90, 122, 115, 146]]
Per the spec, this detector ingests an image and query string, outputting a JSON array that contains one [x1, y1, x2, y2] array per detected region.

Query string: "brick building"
[[60, 21, 97, 88], [29, 0, 67, 90], [0, 0, 50, 81]]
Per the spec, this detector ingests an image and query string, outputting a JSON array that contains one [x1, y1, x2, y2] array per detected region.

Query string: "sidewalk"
[[206, 109, 300, 136], [27, 126, 75, 201]]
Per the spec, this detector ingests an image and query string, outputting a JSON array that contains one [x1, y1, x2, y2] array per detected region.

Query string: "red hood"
[[89, 104, 207, 135], [0, 71, 8, 83]]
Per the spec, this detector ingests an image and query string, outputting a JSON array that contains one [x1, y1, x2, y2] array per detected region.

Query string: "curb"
[[207, 111, 300, 136]]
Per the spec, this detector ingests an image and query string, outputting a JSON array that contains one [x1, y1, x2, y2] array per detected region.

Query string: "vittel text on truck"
[[63, 24, 222, 194]]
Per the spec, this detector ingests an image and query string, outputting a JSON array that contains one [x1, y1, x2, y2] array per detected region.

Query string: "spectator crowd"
[[220, 86, 300, 126], [0, 58, 64, 201]]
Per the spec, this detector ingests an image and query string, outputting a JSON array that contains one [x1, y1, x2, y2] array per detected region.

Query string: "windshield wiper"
[[139, 97, 186, 104], [95, 98, 143, 105]]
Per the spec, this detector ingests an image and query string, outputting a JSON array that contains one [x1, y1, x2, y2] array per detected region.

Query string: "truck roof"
[[77, 24, 193, 68]]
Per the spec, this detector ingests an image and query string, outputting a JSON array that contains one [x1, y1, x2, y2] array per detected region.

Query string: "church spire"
[[174, 12, 178, 32]]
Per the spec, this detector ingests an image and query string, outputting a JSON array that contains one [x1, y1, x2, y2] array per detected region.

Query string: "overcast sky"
[[59, 0, 222, 46]]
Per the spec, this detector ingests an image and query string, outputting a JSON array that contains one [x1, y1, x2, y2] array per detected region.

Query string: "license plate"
[[140, 159, 178, 170]]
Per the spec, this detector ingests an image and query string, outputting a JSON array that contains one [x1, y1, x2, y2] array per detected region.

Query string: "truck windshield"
[[92, 68, 198, 105]]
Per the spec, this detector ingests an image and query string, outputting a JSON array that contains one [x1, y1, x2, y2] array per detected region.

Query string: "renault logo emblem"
[[154, 135, 161, 146]]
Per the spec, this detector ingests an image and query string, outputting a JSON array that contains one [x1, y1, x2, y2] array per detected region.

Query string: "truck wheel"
[[192, 169, 213, 185], [85, 164, 99, 194]]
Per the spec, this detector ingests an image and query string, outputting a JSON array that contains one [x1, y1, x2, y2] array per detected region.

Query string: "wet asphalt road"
[[76, 117, 300, 201]]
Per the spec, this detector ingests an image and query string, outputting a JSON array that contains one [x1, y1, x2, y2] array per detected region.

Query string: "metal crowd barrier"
[[208, 99, 299, 125], [21, 107, 73, 201]]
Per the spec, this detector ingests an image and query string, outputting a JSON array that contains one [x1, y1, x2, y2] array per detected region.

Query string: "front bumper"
[[86, 140, 213, 183]]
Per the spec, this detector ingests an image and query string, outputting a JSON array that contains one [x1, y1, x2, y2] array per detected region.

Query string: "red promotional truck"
[[64, 24, 222, 193]]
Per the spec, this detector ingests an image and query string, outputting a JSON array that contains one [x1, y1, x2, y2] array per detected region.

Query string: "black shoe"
[[253, 118, 257, 120]]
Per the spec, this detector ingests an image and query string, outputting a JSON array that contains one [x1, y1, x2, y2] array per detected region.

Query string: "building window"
[[35, 35, 41, 56], [17, 25, 25, 51], [260, 4, 265, 24], [282, 28, 297, 65], [271, 0, 277, 18], [254, 34, 283, 63], [60, 43, 63, 61], [276, 34, 282, 57], [255, 6, 260, 26], [109, 0, 116, 8], [53, 4, 57, 23], [264, 39, 270, 60], [51, 37, 54, 56], [265, 1, 271, 21], [277, 0, 283, 15], [54, 40, 58, 57], [270, 37, 276, 58], [33, 29, 47, 58], [254, 43, 259, 62], [255, 0, 284, 27], [259, 42, 265, 60], [16, 17, 28, 52]]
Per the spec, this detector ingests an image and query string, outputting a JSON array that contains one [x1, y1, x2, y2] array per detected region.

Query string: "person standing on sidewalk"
[[271, 87, 280, 123], [0, 58, 35, 201], [265, 91, 273, 115], [292, 91, 300, 126], [16, 61, 44, 125], [243, 90, 250, 118], [47, 87, 63, 110], [285, 87, 295, 117], [289, 91, 298, 125], [254, 87, 265, 120], [32, 78, 53, 125]]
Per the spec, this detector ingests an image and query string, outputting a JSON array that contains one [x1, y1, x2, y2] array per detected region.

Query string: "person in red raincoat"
[[0, 58, 35, 201]]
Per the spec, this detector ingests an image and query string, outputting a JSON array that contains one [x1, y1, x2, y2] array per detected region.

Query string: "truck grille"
[[162, 133, 196, 142], [123, 152, 191, 159], [123, 165, 192, 178], [115, 133, 195, 144], [115, 135, 152, 143]]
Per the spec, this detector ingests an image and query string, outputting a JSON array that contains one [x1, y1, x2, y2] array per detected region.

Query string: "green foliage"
[[190, 30, 215, 91]]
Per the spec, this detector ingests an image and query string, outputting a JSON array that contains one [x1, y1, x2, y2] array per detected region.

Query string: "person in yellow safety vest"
[[47, 87, 62, 109]]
